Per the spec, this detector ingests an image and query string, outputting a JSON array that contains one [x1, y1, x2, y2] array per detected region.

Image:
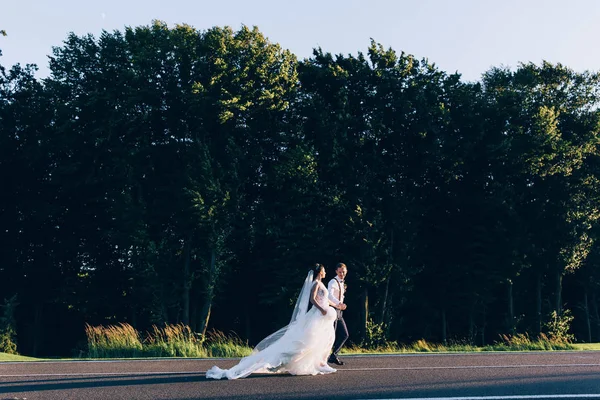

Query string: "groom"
[[327, 262, 348, 366]]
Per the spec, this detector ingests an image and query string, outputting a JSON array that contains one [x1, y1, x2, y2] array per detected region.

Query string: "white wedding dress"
[[206, 272, 337, 379]]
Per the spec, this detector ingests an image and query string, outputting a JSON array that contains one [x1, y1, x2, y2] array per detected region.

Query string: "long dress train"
[[205, 272, 336, 379]]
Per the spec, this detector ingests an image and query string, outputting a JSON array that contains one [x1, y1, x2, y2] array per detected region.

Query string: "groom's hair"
[[336, 263, 347, 270]]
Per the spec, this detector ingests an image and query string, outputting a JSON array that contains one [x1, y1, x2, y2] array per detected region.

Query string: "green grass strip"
[[0, 352, 42, 362]]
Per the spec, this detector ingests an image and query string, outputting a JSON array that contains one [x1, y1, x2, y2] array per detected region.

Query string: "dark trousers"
[[332, 313, 349, 356]]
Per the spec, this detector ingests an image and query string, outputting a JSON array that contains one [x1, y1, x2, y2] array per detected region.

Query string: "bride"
[[206, 264, 339, 379]]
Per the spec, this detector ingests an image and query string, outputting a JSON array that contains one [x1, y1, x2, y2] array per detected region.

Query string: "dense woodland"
[[2, 22, 600, 356]]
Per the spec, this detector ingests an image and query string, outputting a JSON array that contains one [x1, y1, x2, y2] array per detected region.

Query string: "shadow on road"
[[0, 373, 200, 394]]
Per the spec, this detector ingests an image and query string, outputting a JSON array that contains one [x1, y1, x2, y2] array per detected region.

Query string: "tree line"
[[1, 21, 600, 356]]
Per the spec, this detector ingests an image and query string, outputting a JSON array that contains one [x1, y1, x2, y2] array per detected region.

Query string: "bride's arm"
[[310, 283, 327, 316]]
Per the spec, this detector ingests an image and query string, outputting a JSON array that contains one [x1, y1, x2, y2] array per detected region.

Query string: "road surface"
[[1, 351, 600, 399]]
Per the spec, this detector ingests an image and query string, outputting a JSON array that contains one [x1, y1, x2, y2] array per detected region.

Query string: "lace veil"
[[253, 270, 314, 352]]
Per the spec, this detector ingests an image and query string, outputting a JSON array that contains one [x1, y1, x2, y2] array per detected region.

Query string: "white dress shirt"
[[328, 276, 345, 307]]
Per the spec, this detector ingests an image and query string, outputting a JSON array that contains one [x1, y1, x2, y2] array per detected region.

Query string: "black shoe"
[[328, 355, 344, 365]]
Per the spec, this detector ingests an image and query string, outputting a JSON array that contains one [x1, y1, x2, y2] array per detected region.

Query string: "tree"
[[482, 63, 600, 335]]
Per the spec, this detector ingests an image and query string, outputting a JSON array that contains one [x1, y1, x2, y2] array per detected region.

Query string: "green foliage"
[[0, 330, 17, 355], [0, 296, 18, 355], [544, 310, 575, 343], [362, 318, 396, 349], [492, 333, 574, 351], [3, 20, 600, 356]]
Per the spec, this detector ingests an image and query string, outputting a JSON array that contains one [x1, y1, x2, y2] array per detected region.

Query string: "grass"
[[84, 323, 253, 359], [0, 352, 42, 362], [571, 343, 600, 351], [342, 333, 578, 355], [85, 323, 144, 358], [482, 333, 576, 351], [203, 329, 253, 358], [84, 324, 583, 359], [4, 326, 600, 361]]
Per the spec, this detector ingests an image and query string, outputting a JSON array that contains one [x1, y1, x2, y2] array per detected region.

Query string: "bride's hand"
[[321, 309, 327, 316]]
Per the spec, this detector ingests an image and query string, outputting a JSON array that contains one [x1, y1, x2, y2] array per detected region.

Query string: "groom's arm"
[[327, 279, 341, 308]]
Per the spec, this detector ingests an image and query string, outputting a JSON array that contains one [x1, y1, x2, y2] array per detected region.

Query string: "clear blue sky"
[[2, 0, 599, 82]]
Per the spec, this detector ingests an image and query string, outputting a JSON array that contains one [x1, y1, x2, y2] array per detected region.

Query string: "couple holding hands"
[[206, 263, 349, 379]]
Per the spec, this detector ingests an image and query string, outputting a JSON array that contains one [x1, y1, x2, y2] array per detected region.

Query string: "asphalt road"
[[1, 352, 600, 400]]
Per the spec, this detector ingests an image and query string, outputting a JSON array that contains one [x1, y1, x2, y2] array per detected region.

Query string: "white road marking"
[[2, 351, 599, 365], [0, 371, 196, 377], [343, 363, 600, 371], [317, 352, 600, 362], [356, 396, 600, 400], [0, 358, 212, 365], [2, 363, 600, 378]]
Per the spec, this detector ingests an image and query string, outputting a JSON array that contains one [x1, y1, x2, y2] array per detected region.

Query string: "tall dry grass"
[[203, 329, 253, 358], [83, 323, 252, 358], [144, 324, 206, 357], [84, 323, 575, 359], [342, 334, 574, 354], [489, 332, 574, 351], [85, 323, 143, 358]]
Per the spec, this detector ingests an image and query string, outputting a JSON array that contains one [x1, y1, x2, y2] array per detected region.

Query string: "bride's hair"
[[313, 263, 324, 279]]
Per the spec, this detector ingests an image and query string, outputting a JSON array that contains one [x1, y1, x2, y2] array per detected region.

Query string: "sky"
[[1, 0, 600, 82]]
